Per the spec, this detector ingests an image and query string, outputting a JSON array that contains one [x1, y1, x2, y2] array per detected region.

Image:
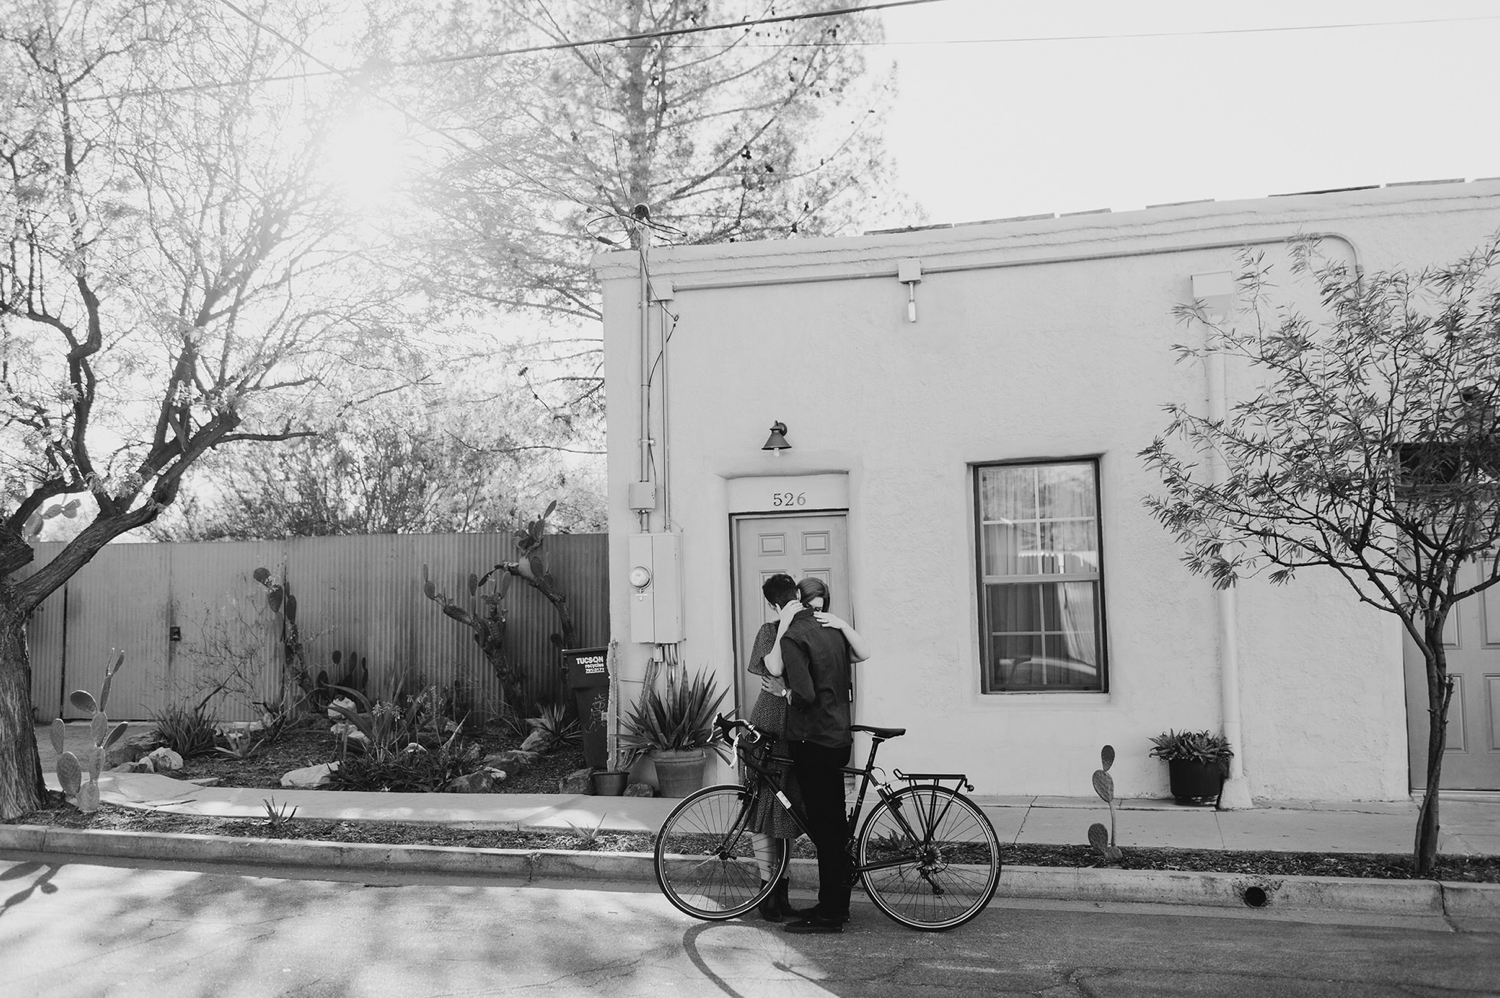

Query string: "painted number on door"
[[771, 492, 807, 507]]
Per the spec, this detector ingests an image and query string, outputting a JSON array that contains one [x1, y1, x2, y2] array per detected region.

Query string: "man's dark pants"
[[791, 740, 853, 915]]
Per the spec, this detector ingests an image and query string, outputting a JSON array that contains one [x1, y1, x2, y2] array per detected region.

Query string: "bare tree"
[[1141, 237, 1500, 876], [0, 0, 411, 818], [369, 0, 910, 393]]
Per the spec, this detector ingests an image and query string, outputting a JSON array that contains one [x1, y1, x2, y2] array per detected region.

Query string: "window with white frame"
[[975, 460, 1105, 693]]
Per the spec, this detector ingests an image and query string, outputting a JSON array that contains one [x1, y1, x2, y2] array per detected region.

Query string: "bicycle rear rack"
[[892, 768, 975, 793]]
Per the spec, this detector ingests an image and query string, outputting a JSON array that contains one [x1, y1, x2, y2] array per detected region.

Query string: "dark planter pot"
[[652, 748, 707, 797], [1167, 758, 1227, 805], [592, 771, 629, 796]]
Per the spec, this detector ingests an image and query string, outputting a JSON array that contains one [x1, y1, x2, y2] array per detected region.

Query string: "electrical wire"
[[71, 0, 940, 101], [214, 0, 614, 223]]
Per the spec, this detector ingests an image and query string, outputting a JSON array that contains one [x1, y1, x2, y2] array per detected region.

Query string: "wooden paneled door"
[[731, 513, 850, 715], [1404, 557, 1500, 789]]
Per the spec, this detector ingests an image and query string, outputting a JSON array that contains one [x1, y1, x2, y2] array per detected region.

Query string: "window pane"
[[982, 522, 1040, 576], [1039, 520, 1099, 575], [1037, 463, 1097, 519], [979, 466, 1036, 521], [985, 581, 1100, 691]]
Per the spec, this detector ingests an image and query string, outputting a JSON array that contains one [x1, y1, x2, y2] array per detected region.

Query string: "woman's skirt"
[[742, 691, 803, 840]]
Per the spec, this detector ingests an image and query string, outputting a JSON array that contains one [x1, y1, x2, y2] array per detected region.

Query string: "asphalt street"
[[3, 854, 1498, 998]]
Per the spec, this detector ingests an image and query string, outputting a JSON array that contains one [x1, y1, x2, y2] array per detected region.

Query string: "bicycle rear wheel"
[[655, 784, 789, 920], [856, 785, 1001, 930]]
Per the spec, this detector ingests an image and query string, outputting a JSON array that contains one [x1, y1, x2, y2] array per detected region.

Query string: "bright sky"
[[877, 0, 1500, 225]]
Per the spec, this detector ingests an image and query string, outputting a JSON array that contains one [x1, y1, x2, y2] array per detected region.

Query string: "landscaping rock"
[[328, 722, 369, 746], [109, 761, 152, 773], [143, 747, 184, 772], [559, 767, 593, 795], [441, 767, 507, 793], [624, 783, 656, 798], [520, 729, 556, 754], [281, 762, 338, 788], [327, 697, 357, 719], [106, 732, 160, 768], [484, 750, 538, 773]]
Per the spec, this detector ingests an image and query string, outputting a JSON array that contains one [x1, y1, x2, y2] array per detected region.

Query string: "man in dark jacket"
[[760, 573, 854, 933]]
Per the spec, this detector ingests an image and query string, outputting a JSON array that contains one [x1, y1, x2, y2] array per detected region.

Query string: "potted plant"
[[593, 642, 640, 796], [1148, 729, 1234, 805], [620, 661, 730, 797]]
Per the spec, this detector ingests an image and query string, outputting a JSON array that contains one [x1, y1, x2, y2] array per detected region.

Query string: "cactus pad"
[[104, 721, 130, 750], [58, 752, 82, 796], [90, 712, 110, 745], [49, 718, 65, 756], [69, 690, 98, 714], [1092, 770, 1114, 803], [78, 782, 100, 813], [1100, 744, 1115, 770], [1087, 823, 1109, 851]]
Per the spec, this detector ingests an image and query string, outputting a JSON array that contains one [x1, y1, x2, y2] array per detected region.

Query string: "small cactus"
[[1087, 744, 1124, 864], [55, 652, 130, 813]]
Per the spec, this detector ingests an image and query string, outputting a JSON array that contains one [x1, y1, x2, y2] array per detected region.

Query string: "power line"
[[71, 7, 1500, 102], [214, 0, 608, 220], [75, 0, 943, 101]]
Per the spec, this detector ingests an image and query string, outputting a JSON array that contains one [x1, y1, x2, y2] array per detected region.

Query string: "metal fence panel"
[[19, 544, 66, 722], [60, 544, 171, 719], [24, 532, 608, 721]]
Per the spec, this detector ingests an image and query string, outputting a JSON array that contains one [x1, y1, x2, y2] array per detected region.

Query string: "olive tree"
[[1141, 237, 1500, 876], [0, 0, 409, 819]]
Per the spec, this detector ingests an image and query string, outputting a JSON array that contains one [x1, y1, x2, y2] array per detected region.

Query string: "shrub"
[[150, 702, 219, 758], [1147, 730, 1234, 764]]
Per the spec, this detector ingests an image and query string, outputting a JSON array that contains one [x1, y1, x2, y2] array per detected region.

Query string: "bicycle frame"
[[734, 720, 974, 882]]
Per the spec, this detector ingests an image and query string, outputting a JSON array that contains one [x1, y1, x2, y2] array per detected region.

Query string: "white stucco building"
[[594, 180, 1500, 802]]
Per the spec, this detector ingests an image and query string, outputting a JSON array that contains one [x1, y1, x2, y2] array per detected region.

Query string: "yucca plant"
[[620, 663, 730, 762]]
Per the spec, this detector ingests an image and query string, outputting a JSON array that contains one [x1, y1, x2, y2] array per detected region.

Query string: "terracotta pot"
[[652, 748, 707, 797], [592, 770, 629, 796]]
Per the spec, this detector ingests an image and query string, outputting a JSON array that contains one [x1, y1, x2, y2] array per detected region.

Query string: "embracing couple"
[[744, 573, 871, 934]]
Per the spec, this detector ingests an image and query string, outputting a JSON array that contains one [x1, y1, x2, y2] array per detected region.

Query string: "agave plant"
[[621, 664, 730, 762], [1148, 730, 1234, 764]]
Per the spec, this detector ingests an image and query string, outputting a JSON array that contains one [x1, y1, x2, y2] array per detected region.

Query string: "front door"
[[731, 512, 850, 714], [1404, 556, 1500, 789]]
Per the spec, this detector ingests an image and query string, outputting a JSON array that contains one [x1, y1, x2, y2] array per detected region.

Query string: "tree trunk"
[[1414, 630, 1453, 878], [0, 615, 47, 820]]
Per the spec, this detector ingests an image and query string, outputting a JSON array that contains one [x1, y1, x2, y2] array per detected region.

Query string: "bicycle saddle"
[[850, 724, 905, 739]]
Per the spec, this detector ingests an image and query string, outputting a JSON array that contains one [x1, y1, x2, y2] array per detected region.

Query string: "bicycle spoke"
[[857, 786, 1001, 930], [655, 785, 782, 920]]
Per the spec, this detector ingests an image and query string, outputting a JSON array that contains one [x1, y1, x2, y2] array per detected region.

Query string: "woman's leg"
[[751, 832, 776, 882]]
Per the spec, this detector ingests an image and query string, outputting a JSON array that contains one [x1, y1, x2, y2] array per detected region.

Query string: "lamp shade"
[[761, 421, 791, 453]]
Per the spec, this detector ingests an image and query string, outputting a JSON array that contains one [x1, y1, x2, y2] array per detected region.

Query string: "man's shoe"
[[783, 911, 844, 934]]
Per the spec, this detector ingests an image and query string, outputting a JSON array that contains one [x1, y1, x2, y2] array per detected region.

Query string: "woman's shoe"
[[772, 876, 802, 918], [757, 881, 783, 922]]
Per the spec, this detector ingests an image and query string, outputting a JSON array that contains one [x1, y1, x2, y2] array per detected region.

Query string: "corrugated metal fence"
[[23, 533, 608, 722]]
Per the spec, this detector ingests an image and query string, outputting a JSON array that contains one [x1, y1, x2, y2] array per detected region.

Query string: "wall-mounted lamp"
[[898, 257, 922, 322], [762, 421, 791, 455]]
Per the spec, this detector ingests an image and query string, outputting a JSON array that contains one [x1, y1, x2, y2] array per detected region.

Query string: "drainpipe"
[[637, 213, 652, 533], [1193, 271, 1254, 811]]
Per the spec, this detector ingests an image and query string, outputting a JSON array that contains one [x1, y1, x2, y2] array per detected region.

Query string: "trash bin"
[[563, 646, 610, 770]]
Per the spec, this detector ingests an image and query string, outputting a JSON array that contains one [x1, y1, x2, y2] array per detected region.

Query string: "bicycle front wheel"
[[655, 784, 789, 920], [856, 786, 1002, 930]]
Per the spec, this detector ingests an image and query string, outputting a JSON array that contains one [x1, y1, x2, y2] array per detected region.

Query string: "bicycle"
[[653, 714, 1002, 931]]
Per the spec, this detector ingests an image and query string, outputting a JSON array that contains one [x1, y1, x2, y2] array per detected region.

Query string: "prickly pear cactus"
[[55, 652, 131, 814], [1088, 744, 1123, 863]]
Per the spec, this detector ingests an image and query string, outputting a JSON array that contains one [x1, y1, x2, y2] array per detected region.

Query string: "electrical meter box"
[[628, 532, 683, 643]]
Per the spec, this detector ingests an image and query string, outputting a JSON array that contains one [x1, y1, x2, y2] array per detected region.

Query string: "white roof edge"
[[591, 179, 1500, 283]]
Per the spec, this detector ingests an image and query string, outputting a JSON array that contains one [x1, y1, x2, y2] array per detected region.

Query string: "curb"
[[3, 825, 1497, 918]]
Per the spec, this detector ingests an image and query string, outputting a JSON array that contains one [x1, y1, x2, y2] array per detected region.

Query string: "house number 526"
[[772, 492, 806, 507]]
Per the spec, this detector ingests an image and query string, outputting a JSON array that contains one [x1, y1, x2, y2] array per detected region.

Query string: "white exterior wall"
[[597, 181, 1500, 801]]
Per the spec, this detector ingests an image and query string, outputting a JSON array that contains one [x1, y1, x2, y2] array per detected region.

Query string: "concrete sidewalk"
[[27, 721, 1500, 856]]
